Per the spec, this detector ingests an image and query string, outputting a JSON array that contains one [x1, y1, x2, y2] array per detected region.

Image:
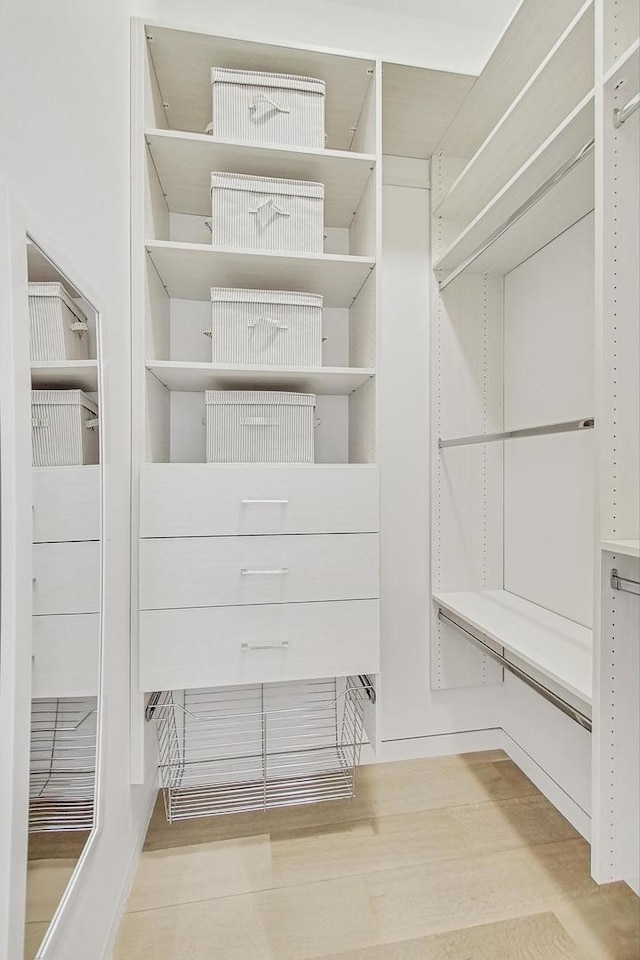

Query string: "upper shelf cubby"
[[145, 131, 375, 227], [434, 0, 594, 226], [435, 0, 588, 163], [143, 25, 377, 154], [604, 0, 640, 74]]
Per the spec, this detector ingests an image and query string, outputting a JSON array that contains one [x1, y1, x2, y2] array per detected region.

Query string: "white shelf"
[[145, 130, 375, 227], [436, 0, 589, 159], [435, 93, 594, 279], [146, 362, 374, 394], [434, 589, 593, 707], [434, 0, 594, 224], [30, 361, 98, 392], [144, 25, 375, 151], [145, 241, 375, 306], [601, 540, 640, 559]]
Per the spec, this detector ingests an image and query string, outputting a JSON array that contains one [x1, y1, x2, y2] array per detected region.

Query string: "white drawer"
[[32, 614, 100, 698], [33, 466, 100, 542], [32, 541, 100, 615], [140, 534, 379, 610], [139, 600, 379, 691], [140, 464, 379, 537]]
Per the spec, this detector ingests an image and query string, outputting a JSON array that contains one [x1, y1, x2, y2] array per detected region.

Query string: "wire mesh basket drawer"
[[147, 677, 371, 822], [208, 287, 323, 366], [32, 389, 99, 467], [28, 282, 90, 361], [205, 390, 315, 463], [210, 172, 324, 253], [29, 697, 97, 833], [210, 68, 325, 149]]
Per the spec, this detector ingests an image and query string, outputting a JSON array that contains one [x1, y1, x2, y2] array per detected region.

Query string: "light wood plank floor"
[[113, 752, 640, 959]]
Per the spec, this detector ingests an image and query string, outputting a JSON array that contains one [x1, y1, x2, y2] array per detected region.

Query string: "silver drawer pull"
[[240, 567, 289, 576], [241, 499, 289, 505], [241, 641, 290, 651]]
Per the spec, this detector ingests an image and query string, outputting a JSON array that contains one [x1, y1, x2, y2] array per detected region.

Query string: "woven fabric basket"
[[29, 283, 90, 361], [210, 173, 324, 253], [32, 390, 99, 467], [208, 288, 323, 366], [205, 390, 315, 463], [210, 68, 325, 148]]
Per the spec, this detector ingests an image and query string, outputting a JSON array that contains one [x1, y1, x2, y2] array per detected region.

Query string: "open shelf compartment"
[[146, 676, 373, 822], [435, 589, 593, 716]]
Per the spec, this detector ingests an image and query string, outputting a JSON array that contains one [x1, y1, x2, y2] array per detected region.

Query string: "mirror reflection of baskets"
[[29, 698, 97, 833], [146, 677, 373, 822]]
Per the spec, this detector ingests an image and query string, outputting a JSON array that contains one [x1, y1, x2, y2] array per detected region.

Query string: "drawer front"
[[32, 541, 100, 615], [140, 464, 379, 537], [33, 465, 100, 542], [140, 534, 379, 610], [32, 614, 100, 698], [139, 600, 380, 691]]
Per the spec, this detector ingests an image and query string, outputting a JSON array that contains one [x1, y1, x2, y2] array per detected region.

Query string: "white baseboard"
[[360, 727, 504, 764], [499, 730, 591, 841], [102, 779, 158, 960]]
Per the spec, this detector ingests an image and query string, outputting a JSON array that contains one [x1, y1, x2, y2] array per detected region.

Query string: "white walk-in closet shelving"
[[432, 0, 639, 890], [129, 0, 640, 887], [131, 23, 381, 818]]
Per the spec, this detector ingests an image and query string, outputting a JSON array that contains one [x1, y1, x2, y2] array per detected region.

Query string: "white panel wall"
[[379, 159, 502, 742], [503, 213, 596, 625]]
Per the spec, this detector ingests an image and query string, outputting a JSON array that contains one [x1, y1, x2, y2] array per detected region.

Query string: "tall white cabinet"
[[131, 24, 382, 812]]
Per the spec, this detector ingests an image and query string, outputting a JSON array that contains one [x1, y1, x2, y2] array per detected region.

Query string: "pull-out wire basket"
[[29, 698, 97, 833], [146, 677, 372, 822]]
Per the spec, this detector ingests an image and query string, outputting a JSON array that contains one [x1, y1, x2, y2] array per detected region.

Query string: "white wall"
[[153, 0, 511, 74], [0, 1, 158, 958]]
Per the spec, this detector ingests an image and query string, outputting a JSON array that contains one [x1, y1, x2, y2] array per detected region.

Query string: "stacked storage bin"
[[206, 67, 328, 465]]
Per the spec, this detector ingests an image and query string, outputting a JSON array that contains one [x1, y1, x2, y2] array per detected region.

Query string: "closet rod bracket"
[[610, 569, 640, 595]]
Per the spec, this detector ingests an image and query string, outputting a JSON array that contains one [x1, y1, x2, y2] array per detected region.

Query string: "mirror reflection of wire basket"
[[146, 677, 373, 822], [29, 698, 97, 833]]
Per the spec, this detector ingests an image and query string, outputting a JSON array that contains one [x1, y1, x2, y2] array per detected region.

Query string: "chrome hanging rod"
[[611, 569, 640, 595], [439, 417, 594, 449], [613, 92, 640, 129], [438, 137, 595, 291], [438, 610, 592, 731]]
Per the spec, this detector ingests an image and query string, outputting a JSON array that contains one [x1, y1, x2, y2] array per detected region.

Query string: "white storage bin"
[[210, 172, 324, 253], [32, 390, 99, 467], [210, 68, 325, 149], [205, 390, 315, 463], [208, 288, 323, 366], [29, 282, 90, 361]]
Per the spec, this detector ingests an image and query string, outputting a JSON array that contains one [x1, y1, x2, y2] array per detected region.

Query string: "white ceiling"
[[330, 0, 522, 29]]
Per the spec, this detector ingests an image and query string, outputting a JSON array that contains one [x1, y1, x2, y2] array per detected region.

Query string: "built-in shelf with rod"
[[434, 589, 593, 723], [610, 569, 640, 595], [438, 417, 594, 449]]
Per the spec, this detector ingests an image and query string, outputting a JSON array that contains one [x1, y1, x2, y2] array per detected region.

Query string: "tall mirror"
[[23, 239, 102, 960]]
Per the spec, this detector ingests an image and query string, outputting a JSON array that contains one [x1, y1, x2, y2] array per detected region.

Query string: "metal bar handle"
[[241, 498, 289, 504], [613, 92, 640, 129], [611, 569, 640, 595], [241, 640, 290, 650], [438, 609, 592, 731], [249, 197, 290, 218], [249, 94, 291, 114], [240, 567, 289, 576]]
